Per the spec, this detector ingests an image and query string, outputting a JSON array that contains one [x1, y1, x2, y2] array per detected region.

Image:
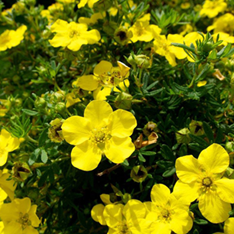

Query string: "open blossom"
[[174, 143, 234, 223], [74, 60, 130, 100], [200, 0, 227, 18], [0, 197, 40, 234], [49, 19, 101, 51], [146, 184, 193, 234], [0, 25, 27, 51], [0, 129, 20, 166], [214, 218, 234, 234], [62, 100, 137, 171]]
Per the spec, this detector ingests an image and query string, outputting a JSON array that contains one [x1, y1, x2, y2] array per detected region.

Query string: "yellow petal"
[[117, 61, 130, 78], [94, 61, 112, 76], [0, 151, 8, 167], [103, 203, 124, 228], [108, 109, 137, 138], [197, 81, 207, 87], [224, 217, 234, 233], [175, 155, 201, 183], [100, 194, 111, 204], [199, 192, 231, 223], [123, 199, 146, 220], [91, 204, 106, 225], [1, 129, 20, 152], [71, 141, 102, 171], [24, 226, 38, 234], [15, 197, 31, 213], [84, 100, 113, 128], [50, 19, 69, 33], [104, 136, 135, 163], [67, 38, 86, 51], [198, 143, 229, 174], [170, 208, 193, 234], [93, 87, 112, 100], [173, 180, 199, 203], [215, 178, 234, 203], [81, 30, 101, 44], [28, 205, 40, 227], [149, 221, 171, 234], [78, 75, 99, 91], [150, 184, 171, 206], [2, 221, 22, 234], [62, 116, 91, 145]]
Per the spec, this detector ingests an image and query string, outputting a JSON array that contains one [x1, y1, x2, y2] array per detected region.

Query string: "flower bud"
[[48, 118, 64, 143], [114, 27, 132, 45], [127, 54, 151, 69], [176, 128, 191, 144], [143, 121, 158, 136], [114, 92, 132, 110], [34, 97, 46, 109], [130, 165, 148, 183], [13, 162, 32, 181], [189, 120, 204, 136], [121, 193, 131, 204], [225, 141, 234, 153], [55, 102, 66, 113]]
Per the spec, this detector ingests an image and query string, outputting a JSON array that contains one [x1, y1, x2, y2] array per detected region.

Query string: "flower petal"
[[78, 75, 99, 91], [94, 61, 112, 76], [104, 136, 135, 163], [173, 180, 199, 203], [71, 141, 102, 171], [224, 217, 234, 233], [199, 192, 231, 223], [170, 209, 193, 234], [198, 144, 229, 174], [2, 221, 22, 234], [93, 87, 112, 100], [216, 178, 234, 203], [91, 204, 106, 225], [62, 116, 90, 145], [108, 109, 137, 138], [84, 100, 113, 128], [175, 155, 201, 183], [15, 197, 31, 214], [28, 205, 40, 227], [150, 184, 171, 206], [103, 204, 124, 228]]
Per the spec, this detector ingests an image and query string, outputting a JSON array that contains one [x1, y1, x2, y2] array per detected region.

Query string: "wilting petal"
[[198, 143, 229, 174], [71, 141, 102, 171], [175, 155, 201, 183], [199, 192, 231, 223]]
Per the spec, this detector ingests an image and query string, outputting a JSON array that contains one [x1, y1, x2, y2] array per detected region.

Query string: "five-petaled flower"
[[174, 143, 234, 223], [62, 100, 137, 171]]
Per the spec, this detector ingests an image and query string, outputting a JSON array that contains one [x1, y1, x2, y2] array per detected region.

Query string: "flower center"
[[18, 212, 31, 229], [118, 223, 131, 234], [90, 127, 111, 150], [69, 30, 79, 38], [202, 177, 212, 187], [161, 209, 171, 220]]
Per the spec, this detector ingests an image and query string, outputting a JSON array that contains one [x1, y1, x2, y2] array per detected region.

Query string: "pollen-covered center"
[[90, 127, 111, 149], [69, 30, 79, 38], [18, 212, 31, 229], [202, 177, 212, 187], [161, 209, 171, 220]]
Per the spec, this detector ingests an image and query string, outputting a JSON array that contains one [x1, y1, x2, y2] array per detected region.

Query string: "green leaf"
[[138, 152, 146, 162], [161, 144, 175, 161], [171, 43, 196, 53], [140, 151, 156, 156], [22, 109, 38, 116], [194, 218, 208, 225], [41, 149, 48, 163], [203, 122, 214, 143], [162, 167, 176, 177], [39, 128, 48, 147]]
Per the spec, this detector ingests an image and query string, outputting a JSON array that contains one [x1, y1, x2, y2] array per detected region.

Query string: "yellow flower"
[[0, 129, 20, 166], [145, 184, 193, 234], [213, 32, 234, 46], [174, 143, 234, 223], [200, 0, 227, 18], [214, 217, 234, 234], [78, 0, 99, 8], [103, 200, 149, 233], [49, 19, 101, 51], [62, 100, 137, 171], [78, 12, 105, 25], [153, 34, 187, 66], [0, 25, 27, 51], [74, 60, 130, 100], [0, 169, 16, 201], [128, 14, 161, 43], [0, 99, 10, 117], [207, 13, 234, 34], [0, 197, 40, 234]]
